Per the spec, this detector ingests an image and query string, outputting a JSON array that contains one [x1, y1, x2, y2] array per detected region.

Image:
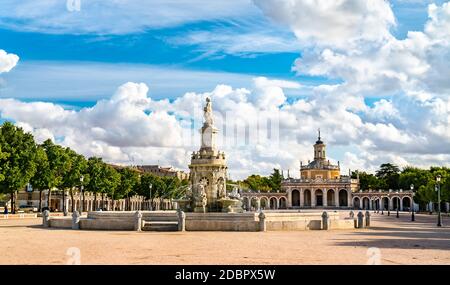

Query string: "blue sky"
[[0, 0, 449, 178], [0, 0, 442, 104]]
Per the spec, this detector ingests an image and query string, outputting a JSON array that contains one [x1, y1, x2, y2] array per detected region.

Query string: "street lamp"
[[410, 184, 415, 222], [387, 193, 390, 216], [436, 175, 442, 227], [79, 175, 84, 213], [396, 196, 400, 218], [149, 183, 153, 211]]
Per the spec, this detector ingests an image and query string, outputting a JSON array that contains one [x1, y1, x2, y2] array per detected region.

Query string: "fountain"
[[175, 97, 243, 213]]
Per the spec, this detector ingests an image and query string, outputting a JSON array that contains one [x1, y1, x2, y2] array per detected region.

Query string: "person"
[[3, 205, 8, 215]]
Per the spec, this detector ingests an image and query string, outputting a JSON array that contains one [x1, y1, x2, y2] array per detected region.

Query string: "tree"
[[0, 122, 37, 213], [101, 165, 121, 210], [86, 157, 106, 209], [352, 171, 382, 190], [41, 139, 71, 211], [117, 167, 140, 210], [0, 145, 9, 182], [269, 169, 282, 192], [375, 163, 400, 190], [29, 146, 49, 211], [62, 149, 88, 212]]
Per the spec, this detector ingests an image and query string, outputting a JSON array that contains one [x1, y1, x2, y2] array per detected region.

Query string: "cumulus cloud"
[[2, 76, 450, 179], [0, 49, 19, 73]]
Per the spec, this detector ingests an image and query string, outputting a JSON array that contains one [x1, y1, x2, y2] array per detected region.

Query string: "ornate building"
[[282, 131, 359, 208]]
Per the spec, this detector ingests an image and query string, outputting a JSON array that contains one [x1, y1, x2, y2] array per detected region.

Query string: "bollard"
[[322, 211, 330, 230], [259, 212, 266, 232], [72, 211, 80, 230], [42, 210, 50, 227], [134, 211, 143, 232], [177, 209, 186, 232], [365, 210, 371, 227], [357, 211, 364, 228]]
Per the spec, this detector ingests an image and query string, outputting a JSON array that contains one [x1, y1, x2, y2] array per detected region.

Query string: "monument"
[[177, 97, 242, 213]]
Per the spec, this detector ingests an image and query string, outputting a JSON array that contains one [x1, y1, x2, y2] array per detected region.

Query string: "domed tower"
[[189, 97, 228, 212], [300, 129, 340, 180], [314, 129, 326, 161]]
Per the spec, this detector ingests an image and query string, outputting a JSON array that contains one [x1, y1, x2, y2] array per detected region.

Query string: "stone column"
[[365, 211, 371, 227], [287, 189, 292, 208], [347, 190, 352, 208], [322, 211, 329, 230], [335, 189, 340, 207], [72, 211, 80, 230], [300, 189, 304, 207], [259, 212, 266, 232], [134, 211, 142, 232], [357, 211, 364, 228], [400, 198, 403, 211], [323, 188, 328, 207], [42, 210, 50, 227], [311, 190, 316, 208], [177, 210, 186, 232]]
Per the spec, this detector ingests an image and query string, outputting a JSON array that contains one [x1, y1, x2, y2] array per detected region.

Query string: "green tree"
[[269, 169, 282, 192], [29, 146, 49, 211], [375, 163, 400, 190], [117, 167, 140, 210], [62, 149, 88, 212], [102, 165, 122, 210], [0, 122, 37, 213], [41, 139, 71, 211], [86, 157, 106, 209]]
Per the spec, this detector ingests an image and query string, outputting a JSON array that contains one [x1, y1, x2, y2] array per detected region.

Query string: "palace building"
[[241, 131, 359, 210], [282, 131, 359, 208]]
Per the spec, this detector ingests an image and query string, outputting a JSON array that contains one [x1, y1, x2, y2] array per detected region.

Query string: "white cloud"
[[254, 0, 396, 48], [2, 77, 450, 179], [0, 50, 19, 73]]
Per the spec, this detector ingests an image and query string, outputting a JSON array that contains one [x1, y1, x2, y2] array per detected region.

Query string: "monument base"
[[194, 206, 206, 213]]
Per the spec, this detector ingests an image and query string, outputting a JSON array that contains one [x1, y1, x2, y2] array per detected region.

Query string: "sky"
[[0, 0, 449, 180]]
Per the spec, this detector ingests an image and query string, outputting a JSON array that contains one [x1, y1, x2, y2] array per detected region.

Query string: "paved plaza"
[[1, 211, 449, 265]]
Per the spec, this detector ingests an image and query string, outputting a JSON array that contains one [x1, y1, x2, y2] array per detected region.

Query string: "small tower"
[[314, 128, 326, 161]]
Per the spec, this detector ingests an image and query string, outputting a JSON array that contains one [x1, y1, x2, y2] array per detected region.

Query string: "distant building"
[[135, 165, 189, 180]]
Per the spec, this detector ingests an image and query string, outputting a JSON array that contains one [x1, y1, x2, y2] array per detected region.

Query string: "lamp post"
[[381, 196, 384, 215], [387, 193, 390, 216], [396, 196, 400, 218], [149, 183, 153, 211], [411, 184, 415, 222], [436, 175, 442, 227], [79, 175, 84, 213]]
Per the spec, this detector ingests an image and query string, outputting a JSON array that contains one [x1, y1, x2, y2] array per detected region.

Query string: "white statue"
[[204, 97, 214, 126]]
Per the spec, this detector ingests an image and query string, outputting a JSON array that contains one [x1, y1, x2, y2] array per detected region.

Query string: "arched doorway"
[[382, 197, 389, 210], [339, 190, 348, 207], [251, 197, 259, 210], [392, 197, 400, 210], [353, 197, 360, 209], [270, 197, 278, 209], [402, 197, 411, 211], [362, 197, 370, 210], [242, 197, 249, 210], [279, 197, 287, 209], [304, 190, 311, 207], [260, 197, 269, 209], [292, 190, 300, 207], [327, 189, 335, 206], [372, 199, 380, 210], [315, 189, 323, 207]]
